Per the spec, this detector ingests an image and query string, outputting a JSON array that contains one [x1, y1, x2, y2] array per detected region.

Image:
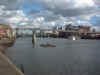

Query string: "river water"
[[5, 38, 100, 75]]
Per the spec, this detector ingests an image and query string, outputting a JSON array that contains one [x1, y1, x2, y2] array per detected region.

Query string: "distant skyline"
[[0, 0, 100, 31]]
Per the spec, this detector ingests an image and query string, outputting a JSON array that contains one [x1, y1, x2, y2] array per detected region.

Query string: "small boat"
[[40, 43, 56, 48], [72, 36, 76, 40], [68, 36, 78, 40]]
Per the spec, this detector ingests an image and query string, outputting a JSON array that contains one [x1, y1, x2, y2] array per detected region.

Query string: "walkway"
[[0, 40, 24, 75], [0, 52, 24, 75]]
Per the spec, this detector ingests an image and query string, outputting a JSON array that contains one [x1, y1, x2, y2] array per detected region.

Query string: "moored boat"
[[40, 43, 56, 48]]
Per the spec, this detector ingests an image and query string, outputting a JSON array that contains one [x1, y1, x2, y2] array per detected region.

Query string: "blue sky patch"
[[89, 16, 100, 26], [19, 2, 45, 16]]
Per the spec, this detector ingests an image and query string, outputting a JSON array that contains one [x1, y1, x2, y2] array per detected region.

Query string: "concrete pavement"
[[0, 40, 24, 75]]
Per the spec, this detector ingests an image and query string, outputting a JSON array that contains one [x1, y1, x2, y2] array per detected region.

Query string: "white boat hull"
[[68, 36, 80, 40]]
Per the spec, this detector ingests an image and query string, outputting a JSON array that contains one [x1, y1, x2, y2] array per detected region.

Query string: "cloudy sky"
[[0, 0, 100, 30]]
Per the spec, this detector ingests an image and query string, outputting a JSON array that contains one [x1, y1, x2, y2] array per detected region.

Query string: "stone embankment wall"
[[0, 41, 24, 75]]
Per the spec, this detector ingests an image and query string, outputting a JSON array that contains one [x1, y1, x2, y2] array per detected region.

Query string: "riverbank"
[[0, 40, 24, 75]]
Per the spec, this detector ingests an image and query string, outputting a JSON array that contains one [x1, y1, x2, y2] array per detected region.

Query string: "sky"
[[0, 0, 100, 31]]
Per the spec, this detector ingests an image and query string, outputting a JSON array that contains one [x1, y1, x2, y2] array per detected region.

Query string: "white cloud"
[[74, 0, 95, 8], [77, 20, 91, 26], [80, 15, 93, 20], [7, 10, 26, 24], [36, 17, 45, 22], [0, 5, 41, 28]]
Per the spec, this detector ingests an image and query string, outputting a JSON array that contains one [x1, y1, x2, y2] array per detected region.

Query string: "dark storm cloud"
[[27, 0, 97, 17], [50, 7, 96, 17]]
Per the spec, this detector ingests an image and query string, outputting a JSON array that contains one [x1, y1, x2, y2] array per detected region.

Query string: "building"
[[0, 24, 13, 40], [79, 26, 90, 33], [65, 25, 79, 31], [57, 25, 91, 39]]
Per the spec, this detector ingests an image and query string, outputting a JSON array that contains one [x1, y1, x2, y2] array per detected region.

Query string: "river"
[[5, 38, 100, 75]]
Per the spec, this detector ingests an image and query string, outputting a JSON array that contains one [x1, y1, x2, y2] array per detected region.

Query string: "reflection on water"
[[6, 38, 100, 75]]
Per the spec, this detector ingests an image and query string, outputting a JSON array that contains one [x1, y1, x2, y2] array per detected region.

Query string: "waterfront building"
[[79, 26, 90, 33], [0, 24, 13, 40], [57, 25, 91, 39], [65, 24, 79, 31]]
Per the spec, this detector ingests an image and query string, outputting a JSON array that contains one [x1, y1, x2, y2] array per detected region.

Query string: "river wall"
[[0, 41, 24, 75]]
